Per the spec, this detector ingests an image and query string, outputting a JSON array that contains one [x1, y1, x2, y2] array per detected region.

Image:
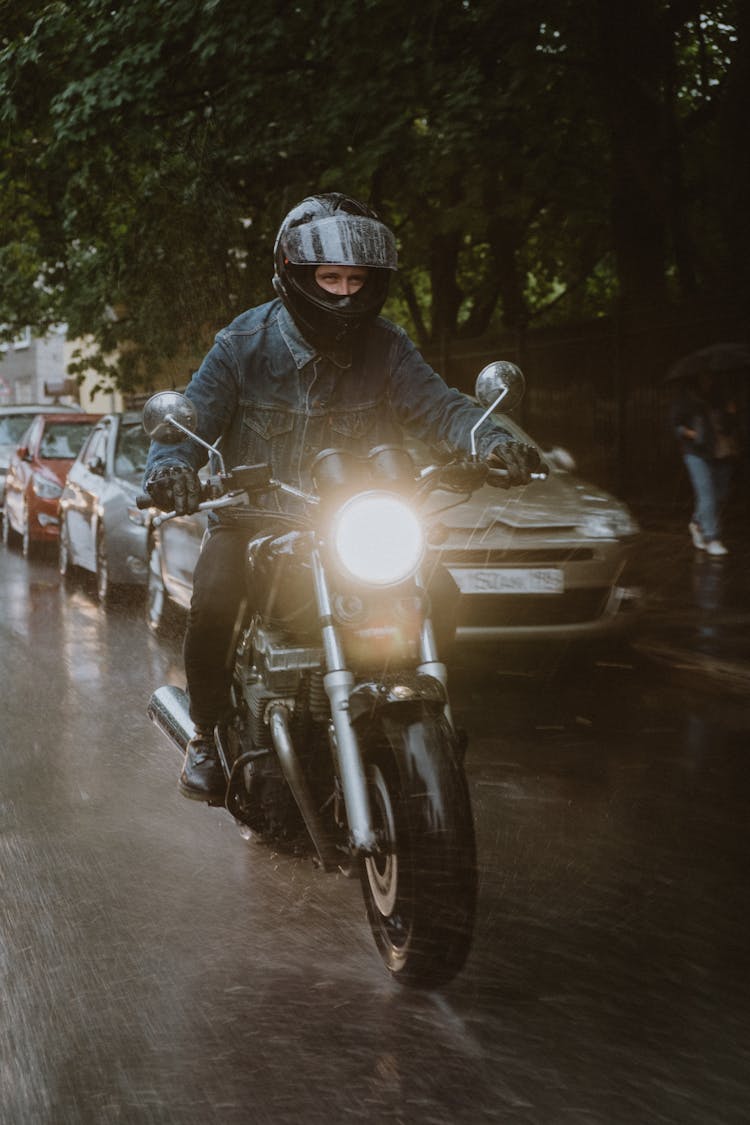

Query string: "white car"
[[58, 413, 152, 604]]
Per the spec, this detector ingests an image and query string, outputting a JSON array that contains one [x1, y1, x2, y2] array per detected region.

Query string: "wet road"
[[1, 545, 749, 1124]]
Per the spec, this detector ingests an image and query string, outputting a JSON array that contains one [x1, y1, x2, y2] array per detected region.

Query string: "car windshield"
[[0, 415, 37, 447], [39, 421, 94, 459], [114, 422, 151, 478]]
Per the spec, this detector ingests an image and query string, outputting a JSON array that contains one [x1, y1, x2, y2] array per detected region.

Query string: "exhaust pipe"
[[148, 688, 341, 871], [268, 704, 341, 872], [147, 685, 194, 755]]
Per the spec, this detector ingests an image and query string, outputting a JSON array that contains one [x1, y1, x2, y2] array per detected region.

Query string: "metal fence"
[[425, 300, 750, 514]]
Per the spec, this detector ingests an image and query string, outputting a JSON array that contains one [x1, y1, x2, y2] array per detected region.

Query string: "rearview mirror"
[[142, 391, 198, 443], [141, 390, 226, 475], [470, 361, 526, 460], [544, 446, 576, 473], [474, 361, 525, 414]]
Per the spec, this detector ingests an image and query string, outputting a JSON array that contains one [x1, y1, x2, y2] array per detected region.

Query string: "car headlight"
[[331, 492, 425, 586], [32, 472, 63, 499], [577, 509, 639, 538]]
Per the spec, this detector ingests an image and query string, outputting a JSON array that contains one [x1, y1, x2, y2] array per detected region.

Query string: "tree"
[[0, 0, 744, 391]]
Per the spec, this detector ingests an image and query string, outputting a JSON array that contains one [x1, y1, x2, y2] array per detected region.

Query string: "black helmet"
[[273, 193, 398, 350]]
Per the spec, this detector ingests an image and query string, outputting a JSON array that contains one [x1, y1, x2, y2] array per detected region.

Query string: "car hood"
[[425, 470, 637, 534]]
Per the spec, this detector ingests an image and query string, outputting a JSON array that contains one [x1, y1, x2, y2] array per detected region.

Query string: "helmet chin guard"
[[273, 193, 397, 351]]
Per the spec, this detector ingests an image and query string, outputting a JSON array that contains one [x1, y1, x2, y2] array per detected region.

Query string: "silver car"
[[412, 420, 641, 644], [58, 412, 152, 604], [145, 507, 206, 635], [144, 415, 641, 645]]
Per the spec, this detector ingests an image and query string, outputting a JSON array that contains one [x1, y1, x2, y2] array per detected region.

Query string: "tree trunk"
[[595, 0, 670, 314]]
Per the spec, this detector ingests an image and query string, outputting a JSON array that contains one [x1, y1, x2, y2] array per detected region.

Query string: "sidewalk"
[[629, 507, 750, 695]]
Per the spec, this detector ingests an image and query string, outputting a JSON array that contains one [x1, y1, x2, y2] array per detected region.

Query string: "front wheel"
[[359, 710, 477, 988], [95, 530, 112, 605], [21, 504, 37, 558], [58, 514, 75, 585], [2, 502, 19, 548], [145, 541, 180, 636]]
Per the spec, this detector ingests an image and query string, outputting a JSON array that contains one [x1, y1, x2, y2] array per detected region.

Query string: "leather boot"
[[178, 726, 225, 802]]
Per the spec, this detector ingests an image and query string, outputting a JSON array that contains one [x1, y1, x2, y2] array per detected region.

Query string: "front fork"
[[311, 550, 452, 855]]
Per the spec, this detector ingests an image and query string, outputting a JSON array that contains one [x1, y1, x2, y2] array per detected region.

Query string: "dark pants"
[[184, 525, 459, 728], [184, 526, 251, 729]]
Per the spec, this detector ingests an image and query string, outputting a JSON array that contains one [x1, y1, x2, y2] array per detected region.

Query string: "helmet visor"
[[282, 215, 398, 270]]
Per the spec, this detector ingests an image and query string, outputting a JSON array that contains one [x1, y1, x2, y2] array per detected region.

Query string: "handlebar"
[[135, 468, 320, 529], [140, 492, 251, 528], [136, 457, 549, 525], [419, 458, 548, 494]]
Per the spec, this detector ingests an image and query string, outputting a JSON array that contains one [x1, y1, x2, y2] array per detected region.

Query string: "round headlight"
[[332, 492, 424, 586]]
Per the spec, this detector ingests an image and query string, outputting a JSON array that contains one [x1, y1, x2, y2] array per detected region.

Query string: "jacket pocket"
[[243, 407, 295, 441], [328, 408, 377, 441]]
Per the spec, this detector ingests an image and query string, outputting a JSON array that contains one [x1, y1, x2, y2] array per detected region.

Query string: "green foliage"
[[0, 0, 744, 388]]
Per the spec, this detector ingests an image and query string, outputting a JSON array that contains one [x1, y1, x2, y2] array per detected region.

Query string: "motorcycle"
[[139, 361, 542, 987]]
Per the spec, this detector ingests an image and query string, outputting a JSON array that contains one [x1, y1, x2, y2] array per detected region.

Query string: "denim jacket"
[[145, 300, 514, 516]]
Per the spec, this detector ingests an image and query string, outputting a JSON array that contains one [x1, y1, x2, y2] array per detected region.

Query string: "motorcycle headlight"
[[331, 491, 424, 587], [32, 472, 63, 500]]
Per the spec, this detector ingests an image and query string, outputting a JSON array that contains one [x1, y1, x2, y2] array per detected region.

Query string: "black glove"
[[145, 463, 202, 515], [486, 440, 545, 488]]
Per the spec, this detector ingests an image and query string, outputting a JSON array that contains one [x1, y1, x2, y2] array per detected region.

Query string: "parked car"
[[145, 505, 207, 635], [2, 412, 100, 556], [0, 402, 79, 513], [144, 414, 642, 646], [58, 412, 152, 604]]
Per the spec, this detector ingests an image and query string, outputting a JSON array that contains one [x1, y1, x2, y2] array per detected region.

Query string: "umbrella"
[[665, 341, 750, 382]]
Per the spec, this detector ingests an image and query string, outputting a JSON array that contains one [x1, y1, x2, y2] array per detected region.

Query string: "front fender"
[[348, 673, 446, 728]]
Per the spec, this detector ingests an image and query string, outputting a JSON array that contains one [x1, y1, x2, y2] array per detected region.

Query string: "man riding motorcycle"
[[143, 192, 542, 802]]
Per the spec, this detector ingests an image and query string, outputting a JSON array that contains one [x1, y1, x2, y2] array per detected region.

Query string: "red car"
[[2, 412, 101, 556]]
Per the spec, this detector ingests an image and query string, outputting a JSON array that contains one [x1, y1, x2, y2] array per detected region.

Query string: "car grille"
[[433, 547, 594, 565], [457, 588, 612, 627]]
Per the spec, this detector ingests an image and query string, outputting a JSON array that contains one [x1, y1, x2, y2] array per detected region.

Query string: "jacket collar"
[[277, 305, 352, 370]]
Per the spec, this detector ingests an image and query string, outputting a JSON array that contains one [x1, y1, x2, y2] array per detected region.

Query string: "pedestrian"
[[143, 192, 543, 801], [670, 371, 740, 556]]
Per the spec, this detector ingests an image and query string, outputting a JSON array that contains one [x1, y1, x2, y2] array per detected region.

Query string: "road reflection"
[[1, 545, 749, 1124]]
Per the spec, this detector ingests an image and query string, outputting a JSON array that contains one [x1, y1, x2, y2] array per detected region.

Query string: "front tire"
[[58, 514, 76, 586], [146, 541, 180, 636], [359, 710, 477, 988], [2, 502, 19, 548], [21, 502, 40, 558], [96, 528, 122, 607]]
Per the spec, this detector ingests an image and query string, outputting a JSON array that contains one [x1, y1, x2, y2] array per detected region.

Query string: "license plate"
[[449, 567, 564, 595]]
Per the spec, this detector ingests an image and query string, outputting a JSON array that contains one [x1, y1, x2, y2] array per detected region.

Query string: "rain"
[[1, 527, 749, 1124]]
